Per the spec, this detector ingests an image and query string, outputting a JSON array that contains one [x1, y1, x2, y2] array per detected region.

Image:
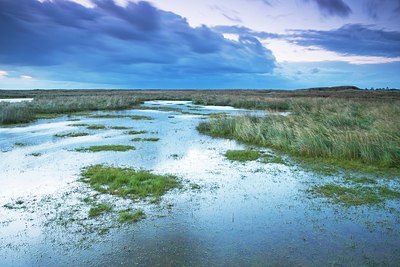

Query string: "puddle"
[[0, 101, 399, 266]]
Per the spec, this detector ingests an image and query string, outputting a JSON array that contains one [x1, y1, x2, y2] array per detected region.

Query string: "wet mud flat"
[[1, 101, 399, 266]]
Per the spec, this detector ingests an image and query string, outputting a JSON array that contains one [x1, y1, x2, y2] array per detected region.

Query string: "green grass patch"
[[129, 115, 153, 120], [110, 126, 131, 130], [260, 154, 286, 164], [131, 137, 160, 142], [88, 203, 112, 217], [34, 113, 60, 120], [14, 142, 28, 147], [86, 124, 106, 130], [69, 123, 89, 127], [28, 152, 42, 157], [225, 150, 260, 162], [118, 209, 146, 223], [126, 130, 147, 135], [75, 145, 135, 152], [309, 184, 400, 206], [54, 132, 89, 138], [81, 165, 179, 200], [90, 114, 127, 119]]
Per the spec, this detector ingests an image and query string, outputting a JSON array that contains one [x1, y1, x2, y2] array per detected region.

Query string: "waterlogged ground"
[[0, 101, 399, 266]]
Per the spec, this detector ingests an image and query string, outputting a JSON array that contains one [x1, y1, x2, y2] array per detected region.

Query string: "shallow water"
[[0, 101, 399, 266], [0, 98, 34, 103]]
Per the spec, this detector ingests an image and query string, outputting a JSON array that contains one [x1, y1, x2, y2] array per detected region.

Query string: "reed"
[[198, 98, 400, 170]]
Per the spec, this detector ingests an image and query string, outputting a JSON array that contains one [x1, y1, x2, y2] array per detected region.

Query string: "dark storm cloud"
[[0, 0, 276, 76], [305, 0, 352, 18], [290, 24, 400, 57]]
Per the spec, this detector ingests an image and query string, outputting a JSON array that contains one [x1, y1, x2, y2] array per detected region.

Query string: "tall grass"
[[198, 98, 400, 170], [0, 95, 141, 124]]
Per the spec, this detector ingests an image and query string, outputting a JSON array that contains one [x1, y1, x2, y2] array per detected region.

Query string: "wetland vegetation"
[[75, 145, 136, 152], [81, 165, 180, 200], [1, 88, 400, 266]]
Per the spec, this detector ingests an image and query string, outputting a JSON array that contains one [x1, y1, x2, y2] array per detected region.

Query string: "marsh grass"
[[126, 130, 147, 135], [75, 145, 135, 152], [28, 152, 42, 157], [109, 126, 131, 130], [86, 124, 106, 130], [69, 123, 89, 127], [14, 142, 28, 147], [131, 137, 160, 142], [0, 95, 140, 124], [118, 209, 146, 223], [88, 203, 112, 217], [309, 184, 400, 206], [54, 132, 89, 138], [260, 154, 286, 164], [225, 150, 260, 162], [198, 98, 400, 172], [129, 115, 153, 120], [81, 165, 179, 200]]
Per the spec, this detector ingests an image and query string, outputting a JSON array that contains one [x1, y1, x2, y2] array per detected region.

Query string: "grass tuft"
[[86, 124, 106, 130], [118, 209, 146, 223], [126, 130, 147, 135], [88, 203, 112, 217], [54, 132, 89, 138], [75, 145, 135, 152], [225, 150, 260, 162], [131, 137, 160, 142]]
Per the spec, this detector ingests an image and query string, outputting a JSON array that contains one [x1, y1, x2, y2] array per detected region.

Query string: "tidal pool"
[[0, 101, 399, 266]]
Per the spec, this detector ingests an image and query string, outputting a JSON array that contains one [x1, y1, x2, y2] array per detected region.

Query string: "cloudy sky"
[[0, 0, 399, 89]]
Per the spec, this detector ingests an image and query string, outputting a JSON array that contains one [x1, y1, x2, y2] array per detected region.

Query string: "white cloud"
[[20, 75, 33, 80], [265, 39, 400, 65], [0, 70, 9, 78]]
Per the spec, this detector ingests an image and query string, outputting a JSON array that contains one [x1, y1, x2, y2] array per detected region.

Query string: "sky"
[[0, 0, 399, 89]]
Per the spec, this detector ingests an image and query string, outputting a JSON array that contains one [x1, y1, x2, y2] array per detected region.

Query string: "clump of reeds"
[[198, 98, 400, 170]]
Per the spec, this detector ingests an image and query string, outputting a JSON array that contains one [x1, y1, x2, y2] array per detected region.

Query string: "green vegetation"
[[75, 145, 135, 152], [34, 113, 61, 120], [260, 154, 286, 164], [81, 165, 179, 200], [14, 142, 28, 147], [309, 184, 400, 206], [69, 123, 89, 127], [126, 130, 147, 135], [129, 115, 153, 120], [54, 132, 89, 138], [88, 203, 112, 217], [28, 152, 42, 157], [110, 126, 131, 130], [1, 95, 141, 124], [118, 209, 146, 223], [344, 175, 377, 185], [225, 149, 260, 162], [90, 114, 127, 119], [198, 98, 400, 173], [89, 114, 153, 120], [86, 124, 106, 130], [131, 137, 160, 142]]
